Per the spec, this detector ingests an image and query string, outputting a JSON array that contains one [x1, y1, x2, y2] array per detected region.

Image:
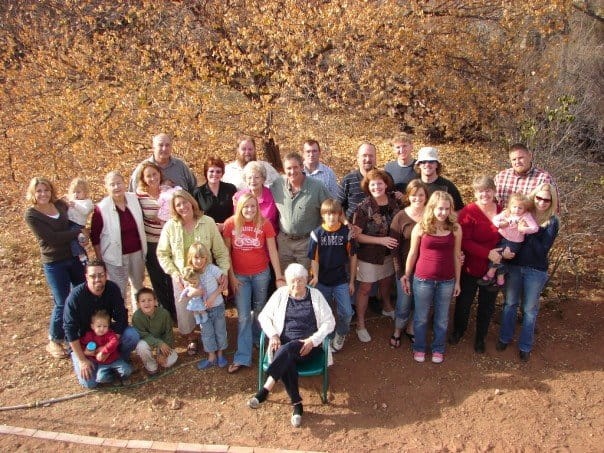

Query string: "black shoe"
[[448, 331, 463, 345], [496, 340, 508, 351], [519, 350, 530, 362], [474, 338, 485, 353]]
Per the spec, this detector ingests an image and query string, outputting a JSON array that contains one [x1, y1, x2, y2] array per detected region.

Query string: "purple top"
[[233, 187, 279, 234]]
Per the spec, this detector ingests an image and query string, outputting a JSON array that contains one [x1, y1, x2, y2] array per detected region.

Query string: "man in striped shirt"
[[338, 142, 377, 221], [495, 143, 558, 211], [302, 139, 339, 198]]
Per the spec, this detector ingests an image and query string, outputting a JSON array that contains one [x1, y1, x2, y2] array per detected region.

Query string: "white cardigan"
[[96, 192, 147, 266], [258, 286, 335, 349]]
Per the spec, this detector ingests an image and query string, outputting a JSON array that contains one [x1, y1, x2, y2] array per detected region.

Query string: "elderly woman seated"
[[247, 263, 335, 427]]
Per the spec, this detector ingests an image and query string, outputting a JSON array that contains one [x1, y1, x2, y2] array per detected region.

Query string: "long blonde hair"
[[233, 192, 264, 236], [420, 191, 457, 234], [531, 183, 559, 227]]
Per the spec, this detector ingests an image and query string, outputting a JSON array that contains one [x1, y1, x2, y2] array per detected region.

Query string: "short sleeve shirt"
[[223, 218, 276, 275]]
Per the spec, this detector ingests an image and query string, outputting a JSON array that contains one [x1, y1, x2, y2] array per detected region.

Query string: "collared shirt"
[[192, 181, 237, 224], [270, 175, 330, 235], [222, 160, 280, 191], [129, 156, 197, 193], [303, 162, 339, 198], [495, 166, 557, 210], [338, 170, 367, 221]]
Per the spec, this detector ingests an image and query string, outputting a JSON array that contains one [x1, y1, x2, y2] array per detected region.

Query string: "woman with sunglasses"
[[496, 183, 560, 362]]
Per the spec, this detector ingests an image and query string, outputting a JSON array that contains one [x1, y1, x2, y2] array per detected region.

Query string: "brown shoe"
[[46, 341, 68, 359]]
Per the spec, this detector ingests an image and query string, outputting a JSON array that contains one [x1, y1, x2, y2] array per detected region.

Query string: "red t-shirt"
[[223, 217, 276, 275]]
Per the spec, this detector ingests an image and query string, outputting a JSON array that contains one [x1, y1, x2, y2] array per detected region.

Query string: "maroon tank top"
[[414, 232, 455, 281]]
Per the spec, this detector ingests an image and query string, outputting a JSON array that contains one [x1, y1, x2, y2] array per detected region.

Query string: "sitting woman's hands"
[[269, 334, 281, 352], [299, 337, 314, 356]]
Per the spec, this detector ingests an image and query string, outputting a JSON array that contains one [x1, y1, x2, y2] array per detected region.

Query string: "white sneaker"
[[381, 310, 395, 320], [356, 328, 371, 343], [291, 414, 302, 428], [331, 333, 346, 352], [431, 352, 444, 364]]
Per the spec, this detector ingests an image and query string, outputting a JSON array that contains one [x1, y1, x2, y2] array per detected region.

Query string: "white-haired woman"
[[247, 264, 335, 428], [91, 171, 146, 310], [233, 161, 279, 233]]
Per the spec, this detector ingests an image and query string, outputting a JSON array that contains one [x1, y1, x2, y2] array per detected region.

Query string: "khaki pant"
[[277, 232, 311, 272], [135, 340, 178, 372], [105, 250, 145, 313]]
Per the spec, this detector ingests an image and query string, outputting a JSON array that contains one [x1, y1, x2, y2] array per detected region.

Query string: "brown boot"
[[46, 341, 68, 359]]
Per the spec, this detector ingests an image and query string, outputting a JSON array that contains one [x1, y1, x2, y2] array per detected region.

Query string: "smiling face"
[[433, 199, 452, 222], [237, 140, 256, 166], [173, 196, 193, 220], [152, 134, 172, 165], [418, 160, 438, 178], [534, 190, 552, 212], [287, 276, 307, 299], [142, 166, 161, 189], [408, 187, 427, 208], [206, 166, 223, 185], [474, 188, 495, 206], [245, 170, 265, 191], [105, 174, 125, 200], [357, 144, 376, 173], [509, 149, 532, 175], [137, 292, 158, 316], [241, 198, 258, 221], [86, 265, 107, 296], [284, 158, 303, 185], [34, 183, 52, 206], [393, 141, 413, 163], [190, 253, 207, 272], [368, 177, 387, 199]]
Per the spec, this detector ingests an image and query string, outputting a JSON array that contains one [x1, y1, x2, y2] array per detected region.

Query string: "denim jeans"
[[452, 271, 498, 341], [233, 267, 271, 366], [200, 303, 228, 353], [42, 257, 85, 341], [70, 326, 140, 388], [96, 358, 133, 383], [499, 265, 548, 352], [413, 277, 455, 354], [395, 276, 414, 330], [316, 282, 352, 336]]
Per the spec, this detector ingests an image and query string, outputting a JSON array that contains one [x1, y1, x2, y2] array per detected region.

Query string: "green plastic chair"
[[258, 331, 330, 404]]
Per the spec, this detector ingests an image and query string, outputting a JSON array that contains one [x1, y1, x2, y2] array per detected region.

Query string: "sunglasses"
[[535, 196, 552, 203], [418, 160, 437, 165]]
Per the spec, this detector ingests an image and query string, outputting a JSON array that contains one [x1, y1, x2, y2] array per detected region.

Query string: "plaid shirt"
[[495, 166, 558, 211]]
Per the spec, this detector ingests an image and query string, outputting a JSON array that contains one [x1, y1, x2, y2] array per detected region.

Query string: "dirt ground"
[[0, 261, 602, 452]]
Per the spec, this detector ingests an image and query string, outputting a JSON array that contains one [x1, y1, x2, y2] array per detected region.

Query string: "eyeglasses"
[[418, 160, 437, 165], [535, 196, 552, 203], [87, 273, 106, 280]]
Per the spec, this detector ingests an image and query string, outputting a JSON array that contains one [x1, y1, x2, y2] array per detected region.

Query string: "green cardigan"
[[156, 215, 230, 277]]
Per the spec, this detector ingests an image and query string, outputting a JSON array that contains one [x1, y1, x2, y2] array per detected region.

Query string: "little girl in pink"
[[480, 193, 538, 287]]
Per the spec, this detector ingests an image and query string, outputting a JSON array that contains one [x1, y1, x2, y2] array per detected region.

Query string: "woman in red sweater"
[[448, 175, 513, 353]]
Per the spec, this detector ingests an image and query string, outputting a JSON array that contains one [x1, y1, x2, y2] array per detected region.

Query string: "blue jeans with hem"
[[413, 277, 455, 354], [96, 358, 133, 383], [233, 267, 271, 366], [316, 282, 352, 336], [499, 265, 548, 352], [200, 304, 228, 353], [395, 276, 414, 330], [43, 257, 85, 341], [70, 326, 139, 388]]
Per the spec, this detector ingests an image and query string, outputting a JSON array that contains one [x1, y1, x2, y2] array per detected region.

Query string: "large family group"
[[25, 133, 559, 427]]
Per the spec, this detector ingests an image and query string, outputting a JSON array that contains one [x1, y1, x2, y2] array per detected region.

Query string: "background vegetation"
[[1, 0, 602, 295]]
